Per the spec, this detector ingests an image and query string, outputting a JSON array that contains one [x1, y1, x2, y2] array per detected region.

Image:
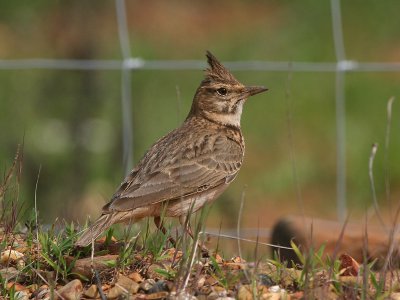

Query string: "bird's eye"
[[216, 87, 227, 96]]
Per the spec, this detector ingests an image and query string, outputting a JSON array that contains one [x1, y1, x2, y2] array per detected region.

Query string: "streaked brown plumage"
[[75, 51, 267, 247]]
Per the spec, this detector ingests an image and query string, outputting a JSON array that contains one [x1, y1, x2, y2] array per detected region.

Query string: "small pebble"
[[116, 275, 140, 294], [148, 280, 169, 293], [169, 291, 197, 300], [0, 267, 19, 281], [258, 274, 274, 287], [0, 249, 24, 263], [107, 285, 126, 299], [57, 279, 83, 300], [14, 291, 29, 300], [269, 285, 281, 293], [237, 286, 252, 300], [140, 279, 156, 292], [83, 284, 99, 298], [145, 291, 169, 299], [35, 288, 50, 299], [128, 271, 144, 283], [197, 276, 206, 289]]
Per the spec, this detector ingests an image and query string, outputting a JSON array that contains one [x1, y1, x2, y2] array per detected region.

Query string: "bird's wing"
[[104, 134, 243, 213]]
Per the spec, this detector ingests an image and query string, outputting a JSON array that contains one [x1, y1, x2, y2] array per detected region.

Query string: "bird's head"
[[189, 51, 268, 128]]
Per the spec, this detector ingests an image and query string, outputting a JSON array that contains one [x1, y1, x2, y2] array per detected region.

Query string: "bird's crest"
[[203, 51, 240, 85]]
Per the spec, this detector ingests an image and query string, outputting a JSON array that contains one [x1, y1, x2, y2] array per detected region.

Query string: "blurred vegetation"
[[0, 0, 400, 228]]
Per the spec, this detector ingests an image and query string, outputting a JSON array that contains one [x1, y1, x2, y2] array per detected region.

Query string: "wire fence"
[[1, 0, 400, 229]]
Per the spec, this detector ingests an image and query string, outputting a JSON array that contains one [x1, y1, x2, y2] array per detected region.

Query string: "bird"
[[75, 51, 267, 247]]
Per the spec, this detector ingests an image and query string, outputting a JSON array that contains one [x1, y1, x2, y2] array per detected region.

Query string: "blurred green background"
[[1, 0, 400, 232]]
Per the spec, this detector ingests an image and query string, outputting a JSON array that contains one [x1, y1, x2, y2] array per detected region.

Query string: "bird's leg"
[[154, 216, 176, 247], [179, 215, 209, 256]]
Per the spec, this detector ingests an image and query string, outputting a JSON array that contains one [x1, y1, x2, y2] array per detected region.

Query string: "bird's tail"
[[75, 214, 118, 247]]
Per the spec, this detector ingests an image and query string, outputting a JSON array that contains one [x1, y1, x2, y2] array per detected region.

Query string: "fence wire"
[[1, 0, 399, 225], [1, 59, 400, 72]]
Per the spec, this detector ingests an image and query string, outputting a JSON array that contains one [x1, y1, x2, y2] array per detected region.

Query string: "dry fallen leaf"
[[339, 253, 359, 276]]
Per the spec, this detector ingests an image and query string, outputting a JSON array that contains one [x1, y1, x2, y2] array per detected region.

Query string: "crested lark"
[[75, 51, 267, 247]]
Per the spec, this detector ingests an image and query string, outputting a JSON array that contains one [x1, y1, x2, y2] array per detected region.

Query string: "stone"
[[145, 291, 170, 299], [205, 276, 217, 286], [0, 267, 19, 280], [107, 275, 140, 298], [196, 276, 206, 289], [128, 271, 144, 283], [169, 291, 197, 299], [70, 254, 118, 277], [391, 292, 400, 300], [148, 280, 169, 294], [57, 279, 83, 300], [0, 249, 24, 264], [14, 290, 29, 300], [35, 287, 50, 299], [237, 286, 252, 300], [258, 274, 274, 287], [107, 286, 124, 299], [207, 292, 219, 300], [311, 286, 337, 300], [261, 293, 280, 300], [116, 275, 140, 294], [268, 285, 280, 293], [213, 286, 226, 295], [83, 284, 99, 298], [208, 287, 227, 300], [140, 279, 156, 292]]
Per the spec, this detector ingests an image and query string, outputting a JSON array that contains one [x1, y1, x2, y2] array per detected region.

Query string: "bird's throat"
[[201, 110, 242, 129]]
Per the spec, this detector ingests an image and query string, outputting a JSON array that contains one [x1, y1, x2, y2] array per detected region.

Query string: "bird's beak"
[[244, 86, 268, 97]]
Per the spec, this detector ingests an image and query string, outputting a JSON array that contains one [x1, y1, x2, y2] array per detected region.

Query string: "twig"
[[180, 219, 200, 293], [252, 218, 261, 299], [214, 220, 222, 258], [384, 97, 395, 216], [94, 269, 107, 300], [200, 231, 293, 250], [327, 215, 349, 282], [181, 237, 199, 292], [303, 220, 314, 298], [0, 144, 20, 199], [362, 216, 369, 300], [368, 143, 387, 231], [382, 203, 400, 272], [34, 165, 41, 273], [237, 186, 250, 282], [91, 238, 95, 267]]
